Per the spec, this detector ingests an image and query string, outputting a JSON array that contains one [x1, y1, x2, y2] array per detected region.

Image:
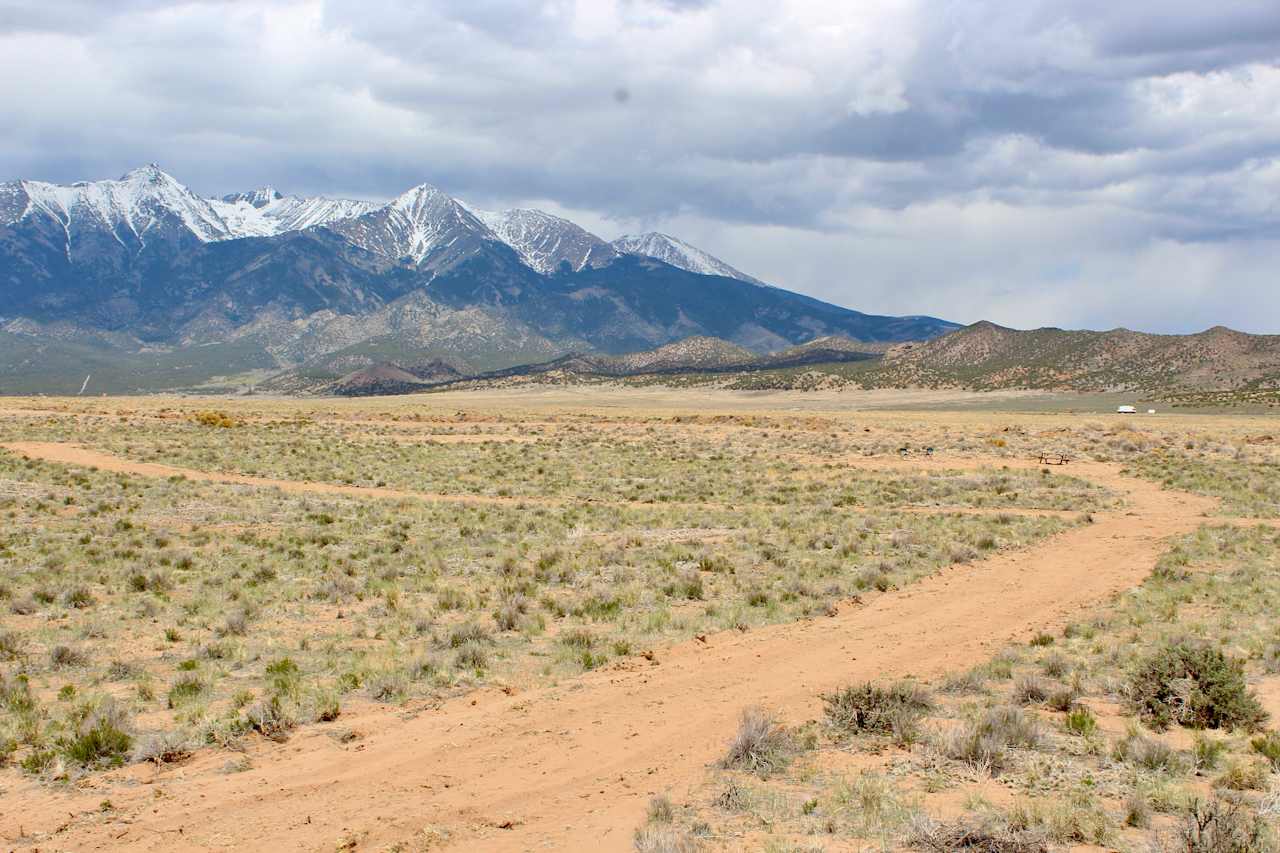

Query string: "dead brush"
[[720, 706, 795, 778], [1174, 798, 1272, 853], [244, 695, 294, 742], [49, 644, 88, 668], [633, 825, 699, 853], [0, 630, 25, 662], [191, 410, 240, 428], [1112, 729, 1185, 772], [940, 705, 1041, 774], [131, 730, 193, 765], [1010, 676, 1050, 706], [493, 594, 529, 631], [823, 680, 933, 744], [908, 815, 1048, 852]]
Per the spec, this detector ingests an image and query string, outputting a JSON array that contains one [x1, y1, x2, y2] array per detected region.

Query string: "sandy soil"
[[0, 442, 1101, 520], [0, 444, 1219, 852]]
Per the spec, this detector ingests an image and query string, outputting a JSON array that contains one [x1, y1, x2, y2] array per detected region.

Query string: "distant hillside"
[[325, 360, 464, 396], [321, 334, 883, 395], [758, 335, 893, 367], [875, 322, 1280, 392], [406, 323, 1280, 403]]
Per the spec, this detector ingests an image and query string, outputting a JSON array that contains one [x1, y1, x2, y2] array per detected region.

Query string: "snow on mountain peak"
[[11, 164, 232, 244], [320, 181, 497, 268], [391, 182, 454, 209], [221, 187, 285, 209], [611, 232, 765, 285], [472, 207, 619, 274], [1, 165, 768, 285]]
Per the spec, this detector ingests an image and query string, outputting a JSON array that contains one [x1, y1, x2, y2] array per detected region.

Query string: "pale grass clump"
[[719, 707, 795, 778]]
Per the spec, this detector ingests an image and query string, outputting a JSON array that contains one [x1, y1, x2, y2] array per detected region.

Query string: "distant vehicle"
[[1116, 405, 1136, 414]]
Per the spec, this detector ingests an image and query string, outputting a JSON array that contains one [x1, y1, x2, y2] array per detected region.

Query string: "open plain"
[[0, 388, 1278, 852]]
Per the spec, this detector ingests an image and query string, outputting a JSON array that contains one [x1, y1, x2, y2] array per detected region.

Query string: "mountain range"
[[0, 164, 958, 393]]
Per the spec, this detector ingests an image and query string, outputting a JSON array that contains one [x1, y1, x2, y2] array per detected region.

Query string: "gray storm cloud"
[[0, 0, 1277, 332]]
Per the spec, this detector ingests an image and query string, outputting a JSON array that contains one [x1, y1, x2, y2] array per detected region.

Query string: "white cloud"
[[0, 0, 1277, 332]]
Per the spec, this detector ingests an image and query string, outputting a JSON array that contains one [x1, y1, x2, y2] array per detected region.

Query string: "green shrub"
[[265, 657, 300, 695], [1064, 706, 1097, 737], [1250, 730, 1280, 770], [1128, 641, 1268, 731], [1194, 734, 1228, 771], [166, 675, 206, 708], [63, 700, 132, 768], [1213, 758, 1270, 791], [65, 719, 132, 767], [21, 748, 56, 775]]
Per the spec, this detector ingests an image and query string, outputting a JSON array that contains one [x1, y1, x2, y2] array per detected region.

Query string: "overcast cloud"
[[1, 0, 1277, 332]]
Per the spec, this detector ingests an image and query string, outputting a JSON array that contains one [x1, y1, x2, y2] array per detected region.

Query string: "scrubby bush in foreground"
[[823, 680, 933, 742], [1128, 641, 1267, 731]]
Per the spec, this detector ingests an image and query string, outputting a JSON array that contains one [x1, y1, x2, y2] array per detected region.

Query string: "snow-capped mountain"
[[612, 232, 765, 285], [0, 164, 960, 393], [211, 188, 378, 238], [472, 207, 619, 274], [326, 183, 501, 271], [0, 165, 770, 285], [0, 164, 234, 248]]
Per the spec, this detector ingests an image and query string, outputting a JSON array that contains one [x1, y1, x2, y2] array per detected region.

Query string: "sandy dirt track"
[[1, 446, 1222, 852], [0, 441, 1097, 519]]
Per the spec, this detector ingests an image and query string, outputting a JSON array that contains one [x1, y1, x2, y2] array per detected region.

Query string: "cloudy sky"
[[2, 0, 1278, 333]]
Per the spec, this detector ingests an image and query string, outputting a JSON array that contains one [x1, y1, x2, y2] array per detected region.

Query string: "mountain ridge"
[[0, 165, 958, 394], [875, 321, 1280, 393]]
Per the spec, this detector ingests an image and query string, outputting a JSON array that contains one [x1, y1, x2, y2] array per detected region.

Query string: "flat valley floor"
[[0, 388, 1278, 852]]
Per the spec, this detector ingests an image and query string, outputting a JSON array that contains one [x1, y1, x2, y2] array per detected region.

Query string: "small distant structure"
[[1116, 405, 1136, 414]]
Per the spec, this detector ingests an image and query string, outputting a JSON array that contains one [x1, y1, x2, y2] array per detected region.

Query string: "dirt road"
[[0, 446, 1219, 852], [0, 441, 1096, 518]]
